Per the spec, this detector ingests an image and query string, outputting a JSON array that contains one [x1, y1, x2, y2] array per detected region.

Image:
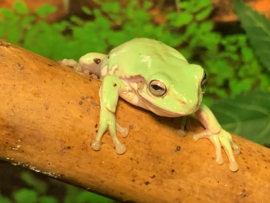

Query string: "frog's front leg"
[[194, 104, 241, 171], [92, 76, 128, 154]]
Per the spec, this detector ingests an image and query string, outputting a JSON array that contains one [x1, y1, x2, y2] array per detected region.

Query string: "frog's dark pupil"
[[152, 85, 164, 91]]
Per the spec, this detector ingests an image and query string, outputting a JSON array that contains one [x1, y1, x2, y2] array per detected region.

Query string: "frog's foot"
[[194, 129, 240, 172], [116, 123, 129, 138], [91, 119, 127, 154], [92, 114, 127, 155]]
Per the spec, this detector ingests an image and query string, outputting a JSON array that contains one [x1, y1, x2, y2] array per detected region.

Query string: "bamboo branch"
[[0, 40, 269, 203]]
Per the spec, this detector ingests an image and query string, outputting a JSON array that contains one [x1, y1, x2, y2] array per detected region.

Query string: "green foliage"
[[20, 172, 47, 194], [35, 4, 57, 18], [64, 185, 113, 203], [0, 195, 12, 203], [206, 34, 269, 97], [210, 91, 270, 145], [0, 171, 113, 203], [14, 189, 38, 203], [233, 0, 270, 71], [13, 1, 29, 14], [0, 0, 269, 99], [223, 0, 270, 146]]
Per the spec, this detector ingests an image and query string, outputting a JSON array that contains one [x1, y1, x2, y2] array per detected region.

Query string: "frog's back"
[[101, 38, 188, 79]]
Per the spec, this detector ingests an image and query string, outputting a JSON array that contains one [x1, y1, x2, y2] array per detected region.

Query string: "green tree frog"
[[72, 38, 240, 171]]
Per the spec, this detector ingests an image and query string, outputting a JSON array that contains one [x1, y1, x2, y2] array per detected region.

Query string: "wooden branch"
[[0, 40, 269, 203]]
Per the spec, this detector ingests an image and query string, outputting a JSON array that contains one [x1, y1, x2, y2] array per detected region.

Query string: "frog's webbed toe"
[[91, 141, 101, 151], [116, 123, 129, 138]]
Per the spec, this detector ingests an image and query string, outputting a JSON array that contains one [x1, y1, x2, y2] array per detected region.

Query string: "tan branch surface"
[[0, 40, 269, 203]]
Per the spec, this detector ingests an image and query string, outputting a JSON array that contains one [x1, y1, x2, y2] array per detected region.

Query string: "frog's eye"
[[149, 80, 167, 97], [201, 72, 207, 86]]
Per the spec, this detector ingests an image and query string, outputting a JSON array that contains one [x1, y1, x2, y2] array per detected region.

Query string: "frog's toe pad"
[[193, 134, 199, 141], [229, 162, 239, 172], [177, 129, 186, 137], [216, 156, 224, 165], [92, 141, 101, 151], [121, 128, 129, 138], [115, 143, 126, 155], [234, 146, 241, 155]]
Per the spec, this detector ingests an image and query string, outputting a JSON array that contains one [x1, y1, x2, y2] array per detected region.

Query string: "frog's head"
[[138, 64, 206, 117]]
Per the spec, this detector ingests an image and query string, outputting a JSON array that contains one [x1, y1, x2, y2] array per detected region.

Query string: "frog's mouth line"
[[139, 93, 200, 117], [123, 75, 200, 117]]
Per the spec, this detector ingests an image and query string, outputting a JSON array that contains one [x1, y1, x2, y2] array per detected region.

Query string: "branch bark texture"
[[0, 40, 269, 203]]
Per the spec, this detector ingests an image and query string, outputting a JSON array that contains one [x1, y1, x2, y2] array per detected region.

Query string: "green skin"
[[76, 38, 240, 172]]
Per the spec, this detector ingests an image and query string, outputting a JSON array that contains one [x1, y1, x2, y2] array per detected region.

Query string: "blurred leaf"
[[233, 0, 270, 71], [64, 185, 113, 203], [183, 21, 197, 38], [199, 21, 213, 32], [195, 7, 212, 20], [0, 8, 15, 18], [171, 12, 193, 27], [0, 195, 12, 203], [190, 0, 212, 12], [35, 4, 56, 18], [102, 2, 120, 13], [21, 15, 35, 27], [226, 45, 238, 52], [13, 1, 29, 14], [81, 6, 92, 15], [259, 74, 270, 89], [21, 171, 47, 194], [219, 52, 240, 60], [52, 21, 69, 32], [178, 2, 189, 9], [8, 26, 22, 44], [143, 1, 153, 9], [241, 47, 254, 62], [13, 189, 38, 203], [166, 12, 178, 20], [39, 196, 58, 203], [70, 15, 83, 25], [208, 88, 227, 98], [198, 33, 220, 47], [76, 191, 113, 203], [229, 78, 253, 96], [211, 91, 270, 145]]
